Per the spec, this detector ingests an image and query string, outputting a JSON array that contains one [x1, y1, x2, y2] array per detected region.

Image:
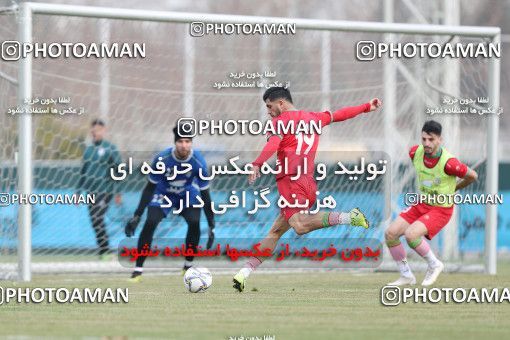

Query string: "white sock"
[[239, 267, 252, 278], [134, 267, 143, 273], [184, 260, 193, 267], [238, 257, 262, 278], [397, 259, 413, 278], [339, 212, 351, 224], [423, 250, 441, 267], [328, 212, 351, 225]]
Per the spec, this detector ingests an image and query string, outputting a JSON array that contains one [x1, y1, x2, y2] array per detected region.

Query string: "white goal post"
[[8, 2, 500, 281]]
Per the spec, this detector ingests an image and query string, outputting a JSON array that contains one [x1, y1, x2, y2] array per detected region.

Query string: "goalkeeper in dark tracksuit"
[[78, 119, 122, 259], [124, 125, 215, 282]]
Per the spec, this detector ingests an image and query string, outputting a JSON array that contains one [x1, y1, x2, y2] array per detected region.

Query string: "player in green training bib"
[[384, 120, 478, 286]]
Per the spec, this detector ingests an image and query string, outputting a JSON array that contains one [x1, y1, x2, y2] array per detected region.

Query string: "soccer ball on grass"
[[183, 267, 212, 293]]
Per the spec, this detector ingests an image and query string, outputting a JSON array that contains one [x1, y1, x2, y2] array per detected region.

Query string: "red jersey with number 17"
[[267, 110, 332, 180]]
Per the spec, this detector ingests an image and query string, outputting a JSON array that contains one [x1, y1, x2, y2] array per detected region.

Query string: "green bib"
[[413, 145, 457, 207]]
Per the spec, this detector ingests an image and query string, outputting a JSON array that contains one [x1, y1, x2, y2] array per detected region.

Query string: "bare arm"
[[456, 168, 478, 191]]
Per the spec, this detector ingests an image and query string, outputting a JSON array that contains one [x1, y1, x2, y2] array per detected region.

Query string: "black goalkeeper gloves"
[[125, 215, 141, 237]]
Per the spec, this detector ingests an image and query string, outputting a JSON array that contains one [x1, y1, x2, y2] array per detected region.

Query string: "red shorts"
[[276, 175, 317, 221], [399, 203, 454, 240]]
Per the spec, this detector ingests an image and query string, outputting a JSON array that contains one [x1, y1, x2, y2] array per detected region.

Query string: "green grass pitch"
[[1, 262, 510, 339]]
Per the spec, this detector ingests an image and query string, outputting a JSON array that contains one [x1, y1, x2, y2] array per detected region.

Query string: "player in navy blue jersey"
[[124, 124, 215, 282]]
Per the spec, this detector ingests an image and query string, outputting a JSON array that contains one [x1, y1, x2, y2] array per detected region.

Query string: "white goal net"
[[0, 3, 500, 279]]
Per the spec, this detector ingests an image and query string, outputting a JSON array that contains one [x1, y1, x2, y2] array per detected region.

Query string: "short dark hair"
[[262, 87, 293, 104], [173, 124, 193, 142], [422, 120, 442, 136], [91, 119, 105, 127]]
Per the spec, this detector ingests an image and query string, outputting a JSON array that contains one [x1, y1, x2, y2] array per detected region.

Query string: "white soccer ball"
[[183, 267, 212, 293]]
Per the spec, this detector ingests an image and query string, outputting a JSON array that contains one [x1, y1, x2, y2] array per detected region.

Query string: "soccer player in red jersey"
[[385, 120, 478, 286], [233, 87, 382, 291]]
